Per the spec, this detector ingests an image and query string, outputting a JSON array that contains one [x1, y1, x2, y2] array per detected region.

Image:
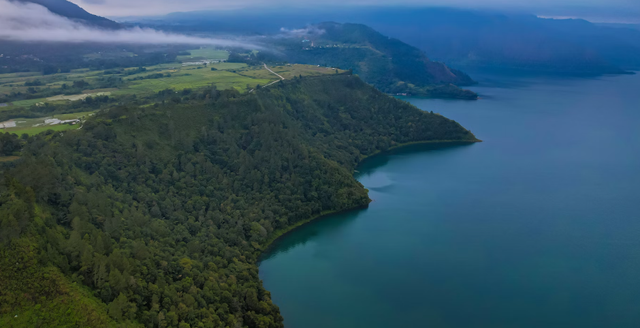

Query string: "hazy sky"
[[76, 0, 640, 22], [0, 0, 260, 47]]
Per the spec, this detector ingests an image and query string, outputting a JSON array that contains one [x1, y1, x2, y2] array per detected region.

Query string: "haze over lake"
[[259, 71, 640, 328]]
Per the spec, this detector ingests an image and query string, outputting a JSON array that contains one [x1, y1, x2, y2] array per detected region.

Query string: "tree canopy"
[[0, 74, 477, 327]]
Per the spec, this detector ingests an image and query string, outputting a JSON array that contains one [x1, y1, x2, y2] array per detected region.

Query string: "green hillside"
[[0, 74, 477, 327], [279, 22, 478, 99]]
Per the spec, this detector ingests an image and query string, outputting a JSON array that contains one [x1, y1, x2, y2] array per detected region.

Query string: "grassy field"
[[0, 156, 20, 162], [118, 69, 271, 94], [1, 110, 95, 135], [238, 64, 343, 80], [4, 123, 80, 136], [47, 92, 111, 102], [0, 68, 108, 108], [1, 62, 339, 104], [0, 71, 41, 85], [1, 63, 340, 109], [6, 98, 46, 108], [177, 48, 229, 62], [83, 51, 136, 60], [52, 110, 97, 120], [211, 62, 247, 70], [0, 92, 109, 109], [0, 52, 344, 136]]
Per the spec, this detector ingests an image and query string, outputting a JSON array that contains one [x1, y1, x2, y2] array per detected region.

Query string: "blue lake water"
[[259, 72, 640, 328]]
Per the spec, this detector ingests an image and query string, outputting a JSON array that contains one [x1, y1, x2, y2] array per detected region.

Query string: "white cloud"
[[278, 27, 326, 38], [0, 0, 260, 48]]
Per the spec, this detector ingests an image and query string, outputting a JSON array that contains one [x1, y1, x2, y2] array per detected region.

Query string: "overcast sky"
[[75, 0, 640, 23], [0, 0, 261, 46]]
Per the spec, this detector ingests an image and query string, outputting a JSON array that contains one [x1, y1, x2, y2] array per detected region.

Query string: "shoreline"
[[357, 139, 481, 165], [258, 138, 481, 258], [258, 204, 371, 260]]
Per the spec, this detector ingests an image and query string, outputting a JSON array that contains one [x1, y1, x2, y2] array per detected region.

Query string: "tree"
[[108, 293, 128, 320], [0, 74, 476, 327]]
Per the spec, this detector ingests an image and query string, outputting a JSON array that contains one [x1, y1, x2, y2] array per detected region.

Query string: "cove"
[[259, 71, 640, 328]]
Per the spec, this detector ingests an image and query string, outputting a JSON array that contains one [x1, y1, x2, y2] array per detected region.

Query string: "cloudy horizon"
[[69, 0, 640, 23], [0, 0, 263, 47]]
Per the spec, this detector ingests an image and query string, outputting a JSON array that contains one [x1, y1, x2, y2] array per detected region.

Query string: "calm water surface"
[[259, 72, 640, 328]]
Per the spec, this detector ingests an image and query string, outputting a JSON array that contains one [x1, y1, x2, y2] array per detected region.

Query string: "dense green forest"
[[278, 23, 478, 99], [0, 74, 477, 327]]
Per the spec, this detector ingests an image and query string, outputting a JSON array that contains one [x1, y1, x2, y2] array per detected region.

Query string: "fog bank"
[[0, 0, 259, 48]]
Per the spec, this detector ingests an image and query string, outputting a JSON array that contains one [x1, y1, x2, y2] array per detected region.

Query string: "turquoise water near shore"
[[259, 72, 640, 328]]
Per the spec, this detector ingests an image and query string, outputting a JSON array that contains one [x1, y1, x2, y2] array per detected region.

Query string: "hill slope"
[[18, 0, 121, 29], [276, 23, 478, 99], [0, 75, 477, 327]]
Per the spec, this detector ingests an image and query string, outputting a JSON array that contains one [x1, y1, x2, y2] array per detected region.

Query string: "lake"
[[259, 71, 640, 328]]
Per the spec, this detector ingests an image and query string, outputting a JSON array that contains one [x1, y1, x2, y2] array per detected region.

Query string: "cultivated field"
[[177, 48, 229, 62], [0, 47, 342, 135]]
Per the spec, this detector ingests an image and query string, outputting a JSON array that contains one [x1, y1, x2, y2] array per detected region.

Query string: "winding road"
[[264, 63, 285, 81], [249, 64, 285, 93]]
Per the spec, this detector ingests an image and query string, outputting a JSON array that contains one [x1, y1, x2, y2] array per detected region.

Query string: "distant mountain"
[[357, 8, 640, 74], [276, 23, 478, 99], [597, 23, 640, 31], [18, 0, 120, 29], [140, 7, 640, 75]]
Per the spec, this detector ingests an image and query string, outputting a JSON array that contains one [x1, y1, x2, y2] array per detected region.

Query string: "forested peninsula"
[[277, 23, 479, 100], [0, 74, 477, 327]]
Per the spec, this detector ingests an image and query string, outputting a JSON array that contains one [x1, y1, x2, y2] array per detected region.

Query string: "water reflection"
[[357, 142, 476, 178], [263, 142, 476, 263], [260, 207, 368, 262]]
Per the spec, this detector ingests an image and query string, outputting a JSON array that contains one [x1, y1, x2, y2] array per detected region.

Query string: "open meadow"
[[0, 47, 341, 134], [0, 110, 95, 135]]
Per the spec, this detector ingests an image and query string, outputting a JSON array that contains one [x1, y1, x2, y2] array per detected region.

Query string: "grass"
[[177, 48, 229, 62], [3, 93, 108, 109], [53, 110, 96, 120], [5, 124, 80, 136], [0, 72, 41, 85], [1, 62, 329, 102], [0, 156, 20, 162], [119, 70, 271, 94], [117, 64, 337, 95], [0, 69, 108, 109], [46, 92, 110, 102], [83, 51, 136, 60], [210, 62, 247, 70], [0, 57, 335, 138], [239, 64, 342, 80], [1, 110, 94, 135], [5, 98, 46, 108]]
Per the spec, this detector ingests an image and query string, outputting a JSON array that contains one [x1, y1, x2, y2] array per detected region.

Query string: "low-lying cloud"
[[278, 27, 326, 38], [0, 0, 260, 48]]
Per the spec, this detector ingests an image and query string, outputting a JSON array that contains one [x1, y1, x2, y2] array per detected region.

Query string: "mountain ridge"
[[275, 22, 478, 99], [137, 7, 640, 75], [358, 8, 640, 74], [17, 0, 121, 29]]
